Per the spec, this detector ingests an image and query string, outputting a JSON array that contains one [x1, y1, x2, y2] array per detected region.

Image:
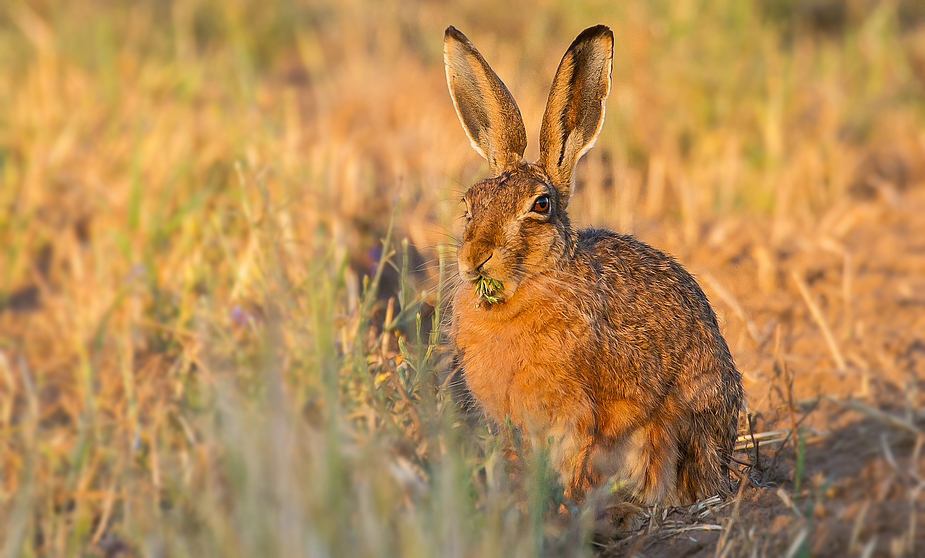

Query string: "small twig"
[[910, 435, 924, 485], [776, 487, 804, 519], [385, 362, 423, 438], [687, 496, 723, 515], [784, 526, 809, 558], [729, 456, 754, 467], [749, 414, 760, 473], [859, 537, 878, 558], [715, 479, 748, 557], [90, 476, 119, 544], [736, 429, 791, 443], [762, 397, 821, 486], [817, 237, 853, 342], [698, 498, 737, 519], [908, 481, 923, 556], [791, 271, 847, 372], [656, 524, 723, 536], [827, 396, 923, 437], [735, 435, 790, 450], [849, 500, 870, 552], [700, 273, 764, 343], [380, 297, 395, 354], [881, 433, 903, 478], [783, 362, 801, 488]]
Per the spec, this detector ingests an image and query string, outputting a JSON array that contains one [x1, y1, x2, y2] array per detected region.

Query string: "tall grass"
[[0, 0, 922, 556]]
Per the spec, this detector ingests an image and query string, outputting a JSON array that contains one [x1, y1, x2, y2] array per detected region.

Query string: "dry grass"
[[1, 0, 924, 556]]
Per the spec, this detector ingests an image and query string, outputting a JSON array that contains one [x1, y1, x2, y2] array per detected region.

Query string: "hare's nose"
[[475, 252, 493, 272]]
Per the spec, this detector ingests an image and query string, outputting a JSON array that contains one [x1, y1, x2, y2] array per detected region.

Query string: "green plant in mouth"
[[474, 276, 504, 304]]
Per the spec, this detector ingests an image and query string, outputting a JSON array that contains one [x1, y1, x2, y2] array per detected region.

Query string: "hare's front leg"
[[628, 422, 681, 506], [525, 414, 596, 503], [560, 435, 599, 502], [595, 401, 682, 506]]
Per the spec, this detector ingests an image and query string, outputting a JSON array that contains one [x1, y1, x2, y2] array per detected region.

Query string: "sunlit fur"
[[446, 25, 743, 507], [452, 162, 742, 505]]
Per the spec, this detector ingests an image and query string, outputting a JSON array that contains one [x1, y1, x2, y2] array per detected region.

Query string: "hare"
[[443, 24, 743, 507]]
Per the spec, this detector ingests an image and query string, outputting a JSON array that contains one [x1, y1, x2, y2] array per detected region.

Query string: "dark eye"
[[532, 195, 550, 214]]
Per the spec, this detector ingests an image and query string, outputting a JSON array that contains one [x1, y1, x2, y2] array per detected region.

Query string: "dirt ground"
[[596, 179, 925, 556]]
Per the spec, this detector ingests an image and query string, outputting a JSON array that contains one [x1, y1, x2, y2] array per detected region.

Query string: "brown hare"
[[443, 25, 743, 507]]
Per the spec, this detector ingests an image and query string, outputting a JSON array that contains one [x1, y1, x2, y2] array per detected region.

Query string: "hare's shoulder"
[[575, 228, 680, 273], [574, 228, 708, 303]]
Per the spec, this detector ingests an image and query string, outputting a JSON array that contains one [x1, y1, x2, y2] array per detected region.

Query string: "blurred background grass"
[[1, 0, 924, 556]]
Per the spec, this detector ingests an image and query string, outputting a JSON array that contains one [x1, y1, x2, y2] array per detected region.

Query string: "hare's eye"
[[532, 196, 550, 214]]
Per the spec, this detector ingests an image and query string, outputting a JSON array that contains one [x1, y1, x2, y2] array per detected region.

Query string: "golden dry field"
[[1, 0, 925, 556]]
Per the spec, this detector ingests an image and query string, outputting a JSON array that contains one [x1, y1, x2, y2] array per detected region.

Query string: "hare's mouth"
[[473, 276, 504, 304]]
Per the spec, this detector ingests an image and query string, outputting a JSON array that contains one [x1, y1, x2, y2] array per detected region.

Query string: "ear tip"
[[445, 26, 467, 42], [577, 24, 614, 47]]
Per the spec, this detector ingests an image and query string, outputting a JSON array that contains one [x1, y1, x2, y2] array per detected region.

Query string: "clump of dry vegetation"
[[1, 0, 924, 556]]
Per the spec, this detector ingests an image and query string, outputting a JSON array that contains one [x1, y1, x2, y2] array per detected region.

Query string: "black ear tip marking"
[[574, 24, 613, 46], [445, 26, 466, 42]]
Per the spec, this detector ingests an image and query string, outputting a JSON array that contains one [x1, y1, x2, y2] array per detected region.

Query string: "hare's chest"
[[454, 307, 582, 429], [455, 320, 522, 423]]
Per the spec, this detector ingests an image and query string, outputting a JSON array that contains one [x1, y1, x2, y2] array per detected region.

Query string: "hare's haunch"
[[444, 25, 743, 506]]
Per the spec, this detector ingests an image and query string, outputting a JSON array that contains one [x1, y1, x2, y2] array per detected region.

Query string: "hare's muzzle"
[[458, 246, 508, 303], [458, 242, 493, 280]]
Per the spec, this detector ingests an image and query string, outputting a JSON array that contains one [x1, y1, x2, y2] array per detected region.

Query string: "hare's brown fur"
[[445, 25, 742, 506]]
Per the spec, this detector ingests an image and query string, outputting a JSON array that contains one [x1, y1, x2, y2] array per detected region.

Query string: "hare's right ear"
[[539, 25, 613, 206], [444, 26, 527, 175]]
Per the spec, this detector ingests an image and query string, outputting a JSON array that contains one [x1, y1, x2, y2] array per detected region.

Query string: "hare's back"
[[577, 229, 711, 311], [575, 228, 739, 406], [575, 228, 729, 360]]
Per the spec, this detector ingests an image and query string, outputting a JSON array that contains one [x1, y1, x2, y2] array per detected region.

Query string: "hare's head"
[[445, 25, 613, 304]]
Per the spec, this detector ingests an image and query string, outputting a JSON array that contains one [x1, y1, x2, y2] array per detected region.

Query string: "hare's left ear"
[[538, 25, 613, 206]]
